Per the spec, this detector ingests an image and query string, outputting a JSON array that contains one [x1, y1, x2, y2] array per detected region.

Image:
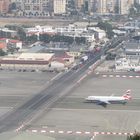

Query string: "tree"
[[39, 34, 51, 43], [0, 49, 6, 56], [97, 21, 114, 39], [26, 35, 38, 43], [129, 6, 137, 16]]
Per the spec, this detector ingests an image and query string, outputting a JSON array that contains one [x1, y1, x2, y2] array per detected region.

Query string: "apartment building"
[[0, 0, 10, 14], [75, 0, 84, 11], [96, 0, 115, 14], [118, 0, 134, 14], [53, 0, 66, 15], [21, 0, 51, 17]]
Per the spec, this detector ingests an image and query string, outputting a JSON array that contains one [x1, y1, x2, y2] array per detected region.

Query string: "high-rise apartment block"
[[0, 0, 10, 14], [1, 0, 136, 16], [53, 0, 66, 14], [96, 0, 115, 14], [21, 0, 51, 16], [75, 0, 84, 11], [118, 0, 134, 14]]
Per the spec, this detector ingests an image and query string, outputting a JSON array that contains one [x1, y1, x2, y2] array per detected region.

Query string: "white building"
[[21, 0, 51, 17], [115, 57, 140, 71], [53, 0, 66, 15], [89, 27, 106, 39], [0, 53, 54, 71]]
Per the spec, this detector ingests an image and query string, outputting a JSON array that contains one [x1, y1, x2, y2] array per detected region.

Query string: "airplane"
[[85, 90, 132, 107]]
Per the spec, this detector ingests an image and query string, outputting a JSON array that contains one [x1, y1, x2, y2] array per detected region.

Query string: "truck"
[[80, 55, 88, 63]]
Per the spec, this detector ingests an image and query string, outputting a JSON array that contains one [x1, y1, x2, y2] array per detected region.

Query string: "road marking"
[[87, 71, 92, 75], [76, 131, 82, 134], [67, 131, 73, 134], [58, 130, 64, 134], [41, 130, 46, 133], [49, 130, 55, 133], [85, 131, 91, 134], [102, 75, 107, 77], [50, 108, 140, 113], [100, 74, 140, 78], [51, 72, 62, 81], [26, 129, 134, 136], [77, 74, 87, 83], [15, 124, 24, 132], [109, 75, 113, 77], [122, 75, 126, 78], [32, 130, 37, 133]]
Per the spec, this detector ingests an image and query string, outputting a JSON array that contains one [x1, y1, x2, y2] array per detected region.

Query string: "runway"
[[52, 98, 140, 111], [0, 52, 102, 133], [28, 71, 140, 140]]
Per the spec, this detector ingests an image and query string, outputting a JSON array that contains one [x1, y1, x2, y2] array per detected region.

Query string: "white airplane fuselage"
[[85, 90, 132, 106], [86, 96, 126, 102]]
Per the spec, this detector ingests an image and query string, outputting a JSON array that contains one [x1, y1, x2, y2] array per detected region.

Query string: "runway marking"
[[102, 75, 107, 77], [67, 131, 73, 134], [32, 129, 37, 133], [25, 129, 134, 136], [58, 130, 64, 134], [101, 74, 140, 79], [50, 72, 62, 81], [77, 74, 87, 84], [15, 124, 24, 132], [109, 75, 113, 77], [49, 130, 55, 133], [50, 108, 140, 113], [41, 130, 46, 133]]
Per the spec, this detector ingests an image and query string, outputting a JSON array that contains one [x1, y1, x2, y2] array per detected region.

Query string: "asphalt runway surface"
[[0, 71, 57, 131], [0, 52, 101, 134], [29, 72, 140, 140]]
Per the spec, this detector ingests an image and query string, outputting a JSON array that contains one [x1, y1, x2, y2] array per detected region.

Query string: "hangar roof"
[[17, 53, 54, 61]]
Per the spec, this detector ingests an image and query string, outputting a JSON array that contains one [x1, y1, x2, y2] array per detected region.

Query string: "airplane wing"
[[97, 100, 111, 105]]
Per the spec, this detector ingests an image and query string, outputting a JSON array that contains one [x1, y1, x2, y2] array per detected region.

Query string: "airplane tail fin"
[[122, 89, 132, 100]]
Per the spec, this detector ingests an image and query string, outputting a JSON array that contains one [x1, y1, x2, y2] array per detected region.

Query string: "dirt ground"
[[0, 17, 72, 26]]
